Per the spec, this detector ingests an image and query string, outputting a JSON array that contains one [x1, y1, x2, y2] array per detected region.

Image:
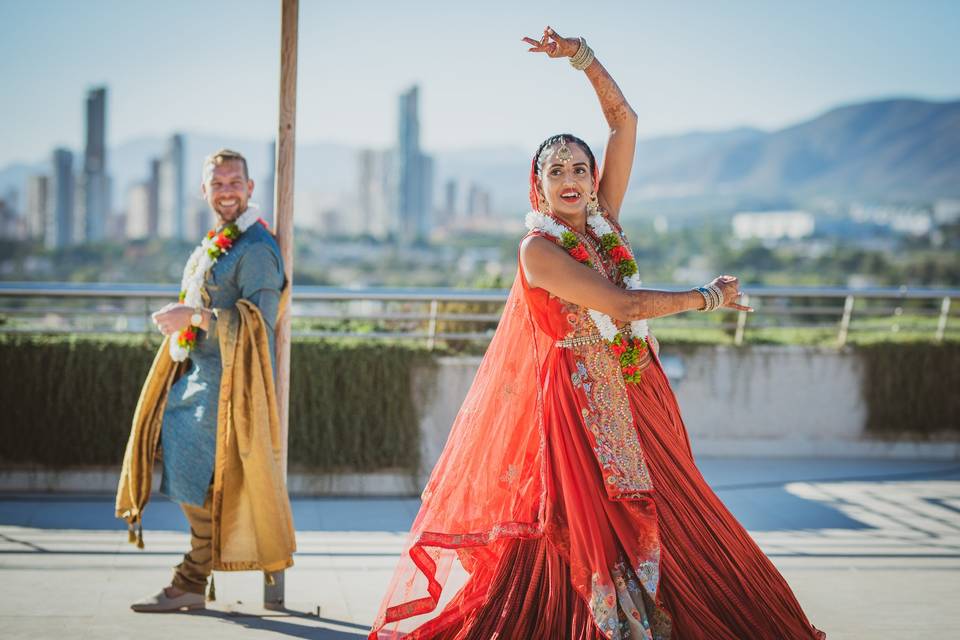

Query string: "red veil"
[[370, 273, 555, 638]]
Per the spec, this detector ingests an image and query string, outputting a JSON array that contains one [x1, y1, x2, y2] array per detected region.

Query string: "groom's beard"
[[213, 201, 247, 224]]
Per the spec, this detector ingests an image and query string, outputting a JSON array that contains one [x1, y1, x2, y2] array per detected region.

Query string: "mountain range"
[[629, 98, 960, 203], [1, 97, 957, 224]]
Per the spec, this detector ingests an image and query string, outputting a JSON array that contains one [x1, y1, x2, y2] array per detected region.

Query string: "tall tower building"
[[443, 178, 458, 221], [25, 175, 49, 241], [396, 85, 434, 244], [157, 134, 186, 240], [147, 158, 161, 236], [357, 148, 396, 240], [78, 86, 110, 242], [46, 148, 74, 249]]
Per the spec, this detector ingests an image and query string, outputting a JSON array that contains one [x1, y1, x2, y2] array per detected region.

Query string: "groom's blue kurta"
[[159, 221, 284, 506]]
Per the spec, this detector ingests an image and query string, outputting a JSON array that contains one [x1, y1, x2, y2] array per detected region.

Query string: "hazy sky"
[[1, 0, 957, 166]]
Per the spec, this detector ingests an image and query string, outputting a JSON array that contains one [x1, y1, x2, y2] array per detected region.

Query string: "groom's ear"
[[247, 179, 255, 197]]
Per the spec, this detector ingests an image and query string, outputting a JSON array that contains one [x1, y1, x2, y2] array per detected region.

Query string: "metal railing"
[[0, 281, 957, 347]]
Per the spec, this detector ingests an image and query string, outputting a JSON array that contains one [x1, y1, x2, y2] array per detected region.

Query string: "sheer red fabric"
[[369, 270, 553, 637], [369, 224, 825, 639]]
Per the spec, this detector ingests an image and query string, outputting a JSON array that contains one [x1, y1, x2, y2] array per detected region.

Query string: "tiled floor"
[[1, 458, 958, 639]]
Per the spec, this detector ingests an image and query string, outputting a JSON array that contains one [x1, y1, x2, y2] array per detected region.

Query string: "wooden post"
[[733, 293, 749, 346], [265, 0, 298, 610], [935, 296, 951, 343], [837, 295, 854, 347], [426, 299, 439, 350]]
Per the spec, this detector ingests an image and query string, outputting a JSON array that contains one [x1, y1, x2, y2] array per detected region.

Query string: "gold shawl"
[[115, 299, 295, 572]]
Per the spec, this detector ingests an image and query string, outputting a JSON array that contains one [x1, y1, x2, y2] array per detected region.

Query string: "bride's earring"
[[539, 193, 551, 215], [586, 191, 600, 217]]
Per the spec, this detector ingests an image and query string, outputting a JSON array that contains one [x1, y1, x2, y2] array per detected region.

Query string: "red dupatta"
[[370, 274, 554, 638]]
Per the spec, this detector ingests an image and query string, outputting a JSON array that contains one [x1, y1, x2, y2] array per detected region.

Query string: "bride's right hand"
[[522, 26, 580, 59], [709, 275, 754, 312]]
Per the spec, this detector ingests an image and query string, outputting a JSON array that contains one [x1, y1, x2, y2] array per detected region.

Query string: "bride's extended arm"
[[520, 236, 751, 322], [523, 26, 637, 223], [585, 52, 637, 223]]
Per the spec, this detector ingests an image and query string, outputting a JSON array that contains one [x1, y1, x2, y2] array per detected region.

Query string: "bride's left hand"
[[522, 26, 580, 59]]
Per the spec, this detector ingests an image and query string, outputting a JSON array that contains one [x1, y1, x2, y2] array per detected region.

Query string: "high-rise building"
[[443, 178, 458, 221], [25, 175, 49, 241], [0, 194, 20, 240], [396, 85, 434, 244], [191, 204, 210, 240], [78, 86, 110, 242], [46, 148, 74, 249], [125, 182, 151, 240], [357, 148, 396, 240], [147, 158, 160, 236], [467, 183, 491, 218], [157, 134, 185, 240]]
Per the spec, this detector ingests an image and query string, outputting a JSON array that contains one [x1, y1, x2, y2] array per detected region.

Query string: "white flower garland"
[[169, 206, 261, 361], [525, 211, 649, 341]]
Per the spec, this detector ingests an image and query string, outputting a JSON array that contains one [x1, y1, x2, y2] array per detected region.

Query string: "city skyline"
[[9, 80, 474, 246], [1, 1, 958, 167], [3, 90, 958, 245]]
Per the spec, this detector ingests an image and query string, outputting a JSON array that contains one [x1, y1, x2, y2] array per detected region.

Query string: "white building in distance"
[[25, 175, 49, 241], [125, 182, 151, 240], [732, 210, 815, 241]]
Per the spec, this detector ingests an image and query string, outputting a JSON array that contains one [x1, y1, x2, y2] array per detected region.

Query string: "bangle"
[[569, 37, 595, 71], [694, 287, 712, 312], [707, 284, 724, 310], [695, 285, 724, 312]]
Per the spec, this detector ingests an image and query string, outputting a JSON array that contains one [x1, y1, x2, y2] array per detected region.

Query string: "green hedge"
[[0, 334, 431, 474], [857, 342, 960, 438], [2, 336, 955, 472]]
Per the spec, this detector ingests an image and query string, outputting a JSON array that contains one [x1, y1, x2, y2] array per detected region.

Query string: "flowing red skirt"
[[629, 359, 824, 640], [418, 356, 824, 640]]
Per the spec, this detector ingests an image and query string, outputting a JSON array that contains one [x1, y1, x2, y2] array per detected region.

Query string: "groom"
[[118, 149, 296, 612]]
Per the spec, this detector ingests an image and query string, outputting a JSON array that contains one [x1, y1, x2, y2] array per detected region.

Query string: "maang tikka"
[[556, 137, 573, 164]]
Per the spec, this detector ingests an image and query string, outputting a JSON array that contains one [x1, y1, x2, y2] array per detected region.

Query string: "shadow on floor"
[[189, 607, 368, 639]]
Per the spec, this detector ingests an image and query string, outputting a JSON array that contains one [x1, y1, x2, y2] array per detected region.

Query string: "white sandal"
[[130, 588, 205, 613]]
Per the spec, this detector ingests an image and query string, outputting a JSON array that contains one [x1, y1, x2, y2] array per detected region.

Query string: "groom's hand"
[[152, 303, 194, 336]]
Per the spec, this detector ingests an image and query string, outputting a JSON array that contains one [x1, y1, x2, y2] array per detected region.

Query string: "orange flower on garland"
[[568, 244, 590, 263], [612, 334, 649, 384], [559, 230, 592, 267], [609, 245, 632, 263], [178, 327, 198, 351], [207, 223, 239, 258]]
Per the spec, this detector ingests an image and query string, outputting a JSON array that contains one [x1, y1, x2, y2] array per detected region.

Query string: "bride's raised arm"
[[523, 26, 637, 223]]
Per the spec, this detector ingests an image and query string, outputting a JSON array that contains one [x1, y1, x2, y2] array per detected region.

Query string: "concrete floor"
[[1, 458, 958, 639]]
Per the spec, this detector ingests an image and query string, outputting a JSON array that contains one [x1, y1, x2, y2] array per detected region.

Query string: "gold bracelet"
[[569, 37, 595, 71], [694, 287, 712, 312]]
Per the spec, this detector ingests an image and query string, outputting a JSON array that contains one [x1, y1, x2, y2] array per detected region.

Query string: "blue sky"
[[1, 0, 957, 166]]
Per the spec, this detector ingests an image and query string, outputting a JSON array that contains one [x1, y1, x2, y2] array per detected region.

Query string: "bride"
[[370, 26, 825, 640]]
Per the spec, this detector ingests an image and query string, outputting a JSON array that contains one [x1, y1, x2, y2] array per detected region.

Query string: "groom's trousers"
[[171, 487, 213, 594]]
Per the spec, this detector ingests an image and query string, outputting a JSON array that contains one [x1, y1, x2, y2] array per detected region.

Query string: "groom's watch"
[[190, 307, 204, 327]]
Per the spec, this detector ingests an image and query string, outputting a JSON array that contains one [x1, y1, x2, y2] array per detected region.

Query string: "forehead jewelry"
[[556, 137, 573, 164]]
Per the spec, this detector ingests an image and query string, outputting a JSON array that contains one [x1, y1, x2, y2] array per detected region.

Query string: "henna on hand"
[[624, 289, 704, 322], [585, 60, 636, 127]]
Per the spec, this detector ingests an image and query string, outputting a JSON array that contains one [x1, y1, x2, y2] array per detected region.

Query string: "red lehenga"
[[370, 226, 825, 640]]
